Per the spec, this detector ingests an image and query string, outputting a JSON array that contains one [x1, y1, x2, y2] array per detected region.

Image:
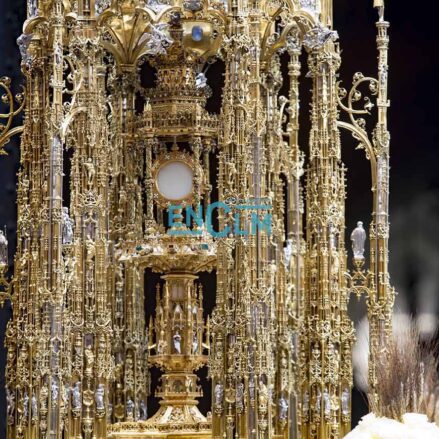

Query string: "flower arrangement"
[[346, 318, 439, 438]]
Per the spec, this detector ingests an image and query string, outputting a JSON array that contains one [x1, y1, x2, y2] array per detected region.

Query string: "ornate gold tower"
[[0, 0, 394, 438]]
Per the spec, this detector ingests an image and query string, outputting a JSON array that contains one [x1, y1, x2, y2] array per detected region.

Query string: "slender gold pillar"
[[300, 28, 354, 439]]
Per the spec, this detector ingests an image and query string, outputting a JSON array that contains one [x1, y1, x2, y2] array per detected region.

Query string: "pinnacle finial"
[[374, 0, 385, 21]]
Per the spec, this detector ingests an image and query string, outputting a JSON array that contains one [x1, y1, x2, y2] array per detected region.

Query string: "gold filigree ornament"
[[0, 77, 25, 153], [0, 0, 395, 438], [152, 147, 206, 208]]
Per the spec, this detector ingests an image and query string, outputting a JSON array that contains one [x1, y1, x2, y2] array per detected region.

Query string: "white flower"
[[368, 417, 407, 439], [403, 413, 439, 439], [358, 413, 377, 427], [344, 412, 439, 439], [344, 430, 371, 439], [344, 429, 372, 439], [402, 413, 428, 426]]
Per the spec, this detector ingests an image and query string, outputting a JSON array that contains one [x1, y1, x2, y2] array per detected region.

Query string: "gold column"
[[212, 6, 278, 438], [65, 7, 113, 436], [367, 5, 394, 406], [300, 26, 354, 439], [145, 273, 210, 435]]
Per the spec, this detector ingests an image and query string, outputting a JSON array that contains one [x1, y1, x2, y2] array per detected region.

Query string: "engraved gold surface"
[[0, 0, 394, 438]]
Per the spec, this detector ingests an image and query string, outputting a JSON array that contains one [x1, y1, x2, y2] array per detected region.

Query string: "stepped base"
[[109, 425, 210, 439], [109, 405, 211, 439]]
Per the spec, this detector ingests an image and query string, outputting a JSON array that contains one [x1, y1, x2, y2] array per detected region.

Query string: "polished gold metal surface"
[[0, 0, 394, 438]]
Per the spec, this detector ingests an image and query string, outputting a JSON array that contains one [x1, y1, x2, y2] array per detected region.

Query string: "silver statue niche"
[[173, 330, 182, 354], [0, 229, 8, 265], [62, 207, 74, 244], [283, 238, 293, 268], [279, 395, 289, 420], [51, 380, 59, 406], [350, 221, 367, 260], [72, 382, 81, 409], [126, 397, 135, 419], [27, 0, 38, 17], [341, 388, 350, 416], [17, 33, 34, 66], [6, 387, 15, 421], [214, 383, 223, 407], [23, 391, 29, 419], [31, 394, 38, 420], [95, 384, 105, 410], [192, 332, 199, 354], [140, 399, 147, 420]]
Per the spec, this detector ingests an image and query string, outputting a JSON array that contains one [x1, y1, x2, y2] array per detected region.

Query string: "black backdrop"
[[1, 0, 439, 436]]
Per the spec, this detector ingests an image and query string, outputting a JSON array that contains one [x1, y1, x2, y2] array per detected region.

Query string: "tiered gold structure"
[[0, 0, 395, 438]]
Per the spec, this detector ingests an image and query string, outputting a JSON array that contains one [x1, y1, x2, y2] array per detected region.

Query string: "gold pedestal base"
[[109, 431, 211, 439], [109, 403, 211, 439], [108, 418, 211, 439]]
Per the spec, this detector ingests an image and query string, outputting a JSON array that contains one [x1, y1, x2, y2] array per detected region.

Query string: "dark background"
[[1, 0, 438, 436]]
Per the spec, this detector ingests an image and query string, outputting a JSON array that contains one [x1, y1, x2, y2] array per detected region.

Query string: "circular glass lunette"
[[156, 160, 194, 201]]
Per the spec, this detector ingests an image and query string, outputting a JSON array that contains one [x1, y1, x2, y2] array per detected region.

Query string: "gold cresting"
[[0, 0, 394, 438]]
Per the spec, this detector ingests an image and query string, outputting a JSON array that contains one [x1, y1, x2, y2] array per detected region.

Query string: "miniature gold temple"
[[0, 0, 394, 438]]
